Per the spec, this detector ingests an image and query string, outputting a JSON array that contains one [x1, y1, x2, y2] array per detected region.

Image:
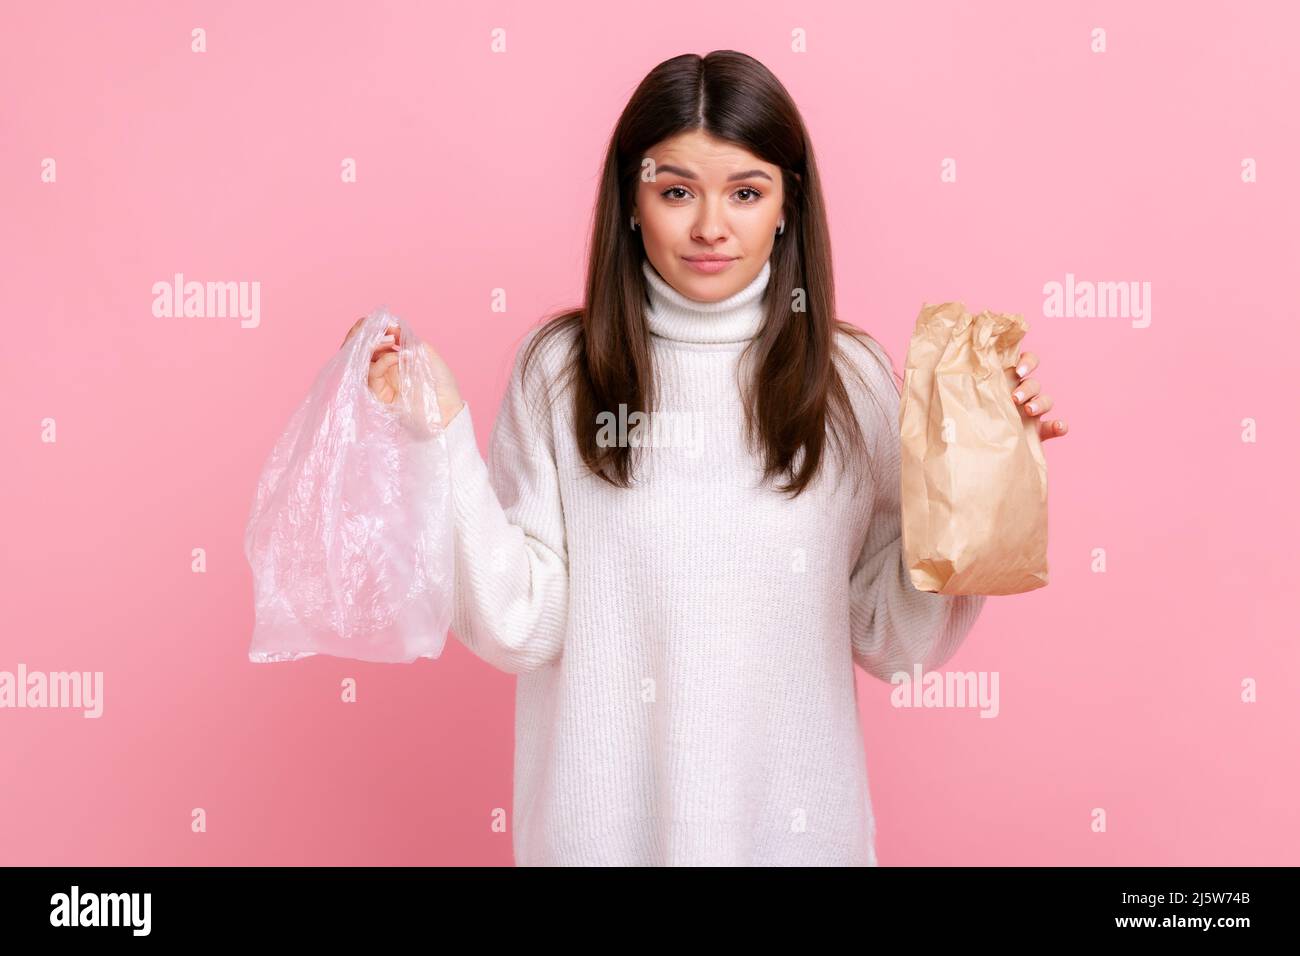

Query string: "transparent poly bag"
[[244, 304, 454, 663]]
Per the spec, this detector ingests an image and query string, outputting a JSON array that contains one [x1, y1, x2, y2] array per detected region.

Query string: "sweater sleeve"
[[439, 332, 569, 674], [844, 334, 987, 682]]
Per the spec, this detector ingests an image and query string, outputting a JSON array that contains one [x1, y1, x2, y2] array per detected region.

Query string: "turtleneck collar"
[[641, 257, 771, 345]]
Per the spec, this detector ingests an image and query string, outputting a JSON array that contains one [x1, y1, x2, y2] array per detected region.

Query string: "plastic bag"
[[899, 301, 1049, 596], [244, 304, 454, 663]]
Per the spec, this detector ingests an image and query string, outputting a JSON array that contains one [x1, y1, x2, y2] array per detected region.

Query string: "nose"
[[691, 197, 729, 245]]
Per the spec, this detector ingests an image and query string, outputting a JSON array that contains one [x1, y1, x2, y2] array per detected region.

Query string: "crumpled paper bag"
[[899, 301, 1049, 595]]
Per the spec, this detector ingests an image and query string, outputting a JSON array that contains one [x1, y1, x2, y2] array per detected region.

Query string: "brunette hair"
[[519, 49, 897, 498]]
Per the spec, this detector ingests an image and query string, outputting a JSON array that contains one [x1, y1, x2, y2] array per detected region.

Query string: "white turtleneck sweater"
[[441, 256, 987, 866]]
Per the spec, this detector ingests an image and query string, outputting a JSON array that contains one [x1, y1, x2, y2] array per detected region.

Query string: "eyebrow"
[[653, 163, 774, 183]]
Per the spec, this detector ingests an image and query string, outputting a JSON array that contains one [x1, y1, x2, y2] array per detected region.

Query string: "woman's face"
[[633, 130, 785, 303]]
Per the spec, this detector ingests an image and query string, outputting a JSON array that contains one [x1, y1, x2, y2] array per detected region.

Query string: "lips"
[[682, 255, 738, 274]]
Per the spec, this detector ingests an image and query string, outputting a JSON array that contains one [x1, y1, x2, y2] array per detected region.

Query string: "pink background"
[[2, 0, 1297, 866]]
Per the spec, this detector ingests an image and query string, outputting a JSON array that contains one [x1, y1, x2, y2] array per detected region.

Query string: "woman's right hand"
[[341, 316, 465, 425]]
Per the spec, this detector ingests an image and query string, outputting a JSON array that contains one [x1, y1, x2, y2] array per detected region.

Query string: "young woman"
[[346, 50, 1067, 866]]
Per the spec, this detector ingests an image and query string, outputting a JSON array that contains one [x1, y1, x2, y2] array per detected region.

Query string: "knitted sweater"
[[441, 256, 987, 866]]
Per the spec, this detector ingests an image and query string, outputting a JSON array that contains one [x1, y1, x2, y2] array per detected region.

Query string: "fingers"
[[370, 324, 405, 360], [341, 315, 366, 348], [1011, 377, 1041, 407], [1011, 377, 1056, 421], [342, 315, 403, 350], [1023, 394, 1052, 417], [1039, 418, 1068, 441], [370, 350, 400, 378], [1020, 389, 1067, 442], [1014, 351, 1038, 382], [1011, 351, 1067, 441]]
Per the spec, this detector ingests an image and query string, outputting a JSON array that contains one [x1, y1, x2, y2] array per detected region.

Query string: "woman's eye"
[[660, 186, 763, 203]]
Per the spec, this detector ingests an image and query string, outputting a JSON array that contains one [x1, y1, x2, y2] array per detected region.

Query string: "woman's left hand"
[[1009, 351, 1069, 442]]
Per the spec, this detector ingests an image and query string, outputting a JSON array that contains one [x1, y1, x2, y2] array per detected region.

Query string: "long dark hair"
[[520, 49, 896, 498]]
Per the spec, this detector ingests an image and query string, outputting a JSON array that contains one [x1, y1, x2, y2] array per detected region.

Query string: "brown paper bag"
[[899, 302, 1049, 595]]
